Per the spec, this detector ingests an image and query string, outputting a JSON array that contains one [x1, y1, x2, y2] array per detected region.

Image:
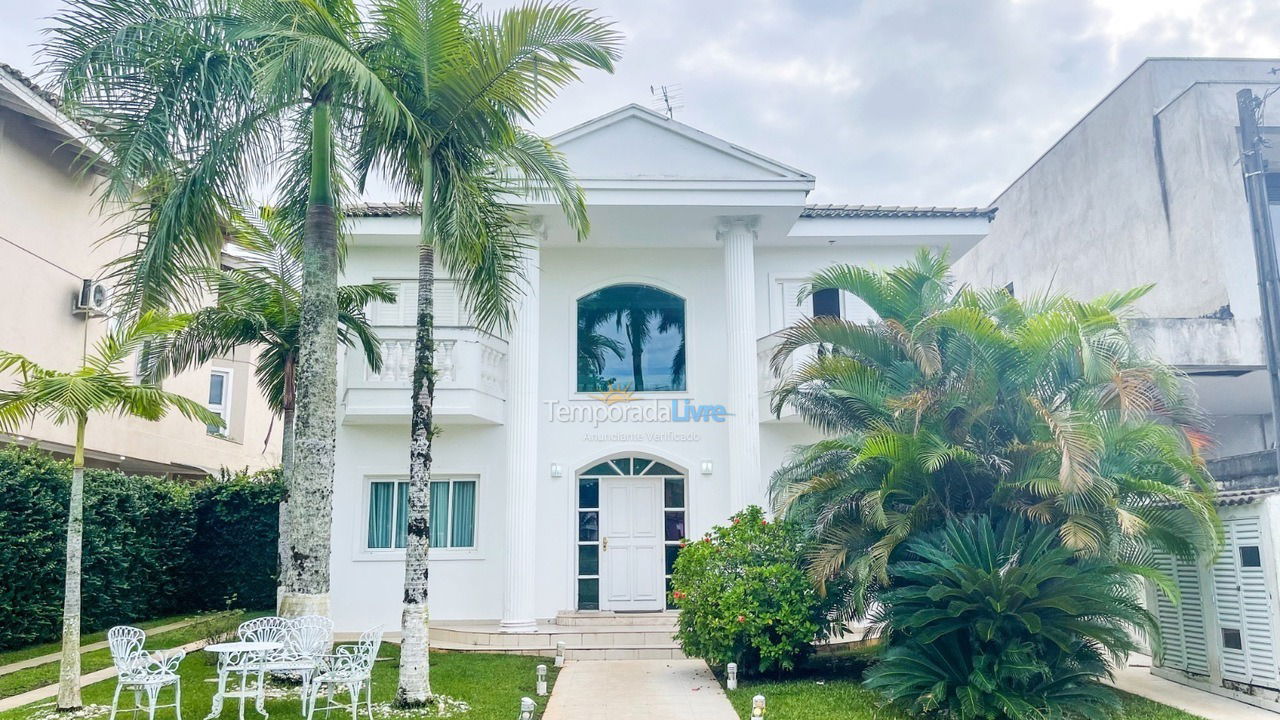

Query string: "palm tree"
[[45, 0, 416, 617], [769, 250, 1217, 618], [142, 208, 393, 596], [0, 312, 223, 709], [356, 0, 621, 704]]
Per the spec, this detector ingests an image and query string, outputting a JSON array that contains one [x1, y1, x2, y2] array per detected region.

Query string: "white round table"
[[203, 641, 282, 720]]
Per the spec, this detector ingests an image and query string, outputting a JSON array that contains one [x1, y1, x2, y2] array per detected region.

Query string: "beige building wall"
[[0, 84, 280, 476]]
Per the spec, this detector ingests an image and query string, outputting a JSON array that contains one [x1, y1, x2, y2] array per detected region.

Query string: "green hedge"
[[0, 445, 283, 650]]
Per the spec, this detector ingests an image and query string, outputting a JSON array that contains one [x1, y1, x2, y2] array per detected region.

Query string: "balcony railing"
[[341, 325, 507, 424]]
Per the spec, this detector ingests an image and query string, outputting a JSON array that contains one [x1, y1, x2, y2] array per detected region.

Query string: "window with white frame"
[[206, 369, 231, 435], [366, 477, 477, 550], [369, 278, 471, 326]]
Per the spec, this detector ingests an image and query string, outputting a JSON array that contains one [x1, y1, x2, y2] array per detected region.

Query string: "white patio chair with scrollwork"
[[107, 625, 185, 720], [303, 626, 382, 720], [237, 615, 333, 714]]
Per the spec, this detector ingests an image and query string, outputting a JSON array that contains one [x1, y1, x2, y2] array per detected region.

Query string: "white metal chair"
[[107, 625, 185, 720], [238, 616, 334, 714], [303, 627, 383, 720]]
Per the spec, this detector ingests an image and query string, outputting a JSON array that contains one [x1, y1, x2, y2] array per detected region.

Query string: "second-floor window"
[[206, 369, 231, 435], [576, 284, 686, 393], [369, 279, 470, 327]]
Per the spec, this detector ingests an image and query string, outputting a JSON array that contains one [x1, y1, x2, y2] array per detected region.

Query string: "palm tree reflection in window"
[[577, 284, 686, 392]]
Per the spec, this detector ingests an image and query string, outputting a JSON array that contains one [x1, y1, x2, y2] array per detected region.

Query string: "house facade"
[[0, 63, 280, 476], [329, 105, 992, 635], [953, 58, 1280, 709]]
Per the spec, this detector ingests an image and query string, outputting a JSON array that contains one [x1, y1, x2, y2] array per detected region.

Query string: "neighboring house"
[[0, 63, 280, 477], [330, 104, 992, 656], [953, 58, 1280, 710]]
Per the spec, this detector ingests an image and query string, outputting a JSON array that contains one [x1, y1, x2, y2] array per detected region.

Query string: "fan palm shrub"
[[864, 515, 1151, 720], [45, 0, 416, 619], [0, 312, 223, 708], [356, 0, 620, 703], [770, 249, 1216, 616]]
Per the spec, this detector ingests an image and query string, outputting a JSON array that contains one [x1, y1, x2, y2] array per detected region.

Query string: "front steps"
[[430, 611, 684, 660]]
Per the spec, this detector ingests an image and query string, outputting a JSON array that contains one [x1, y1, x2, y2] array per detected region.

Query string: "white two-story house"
[[328, 104, 991, 653]]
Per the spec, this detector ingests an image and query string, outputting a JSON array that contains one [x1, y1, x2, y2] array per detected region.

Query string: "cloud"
[[4, 0, 1279, 205]]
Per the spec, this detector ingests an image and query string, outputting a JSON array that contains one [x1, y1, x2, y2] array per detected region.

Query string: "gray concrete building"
[[955, 57, 1280, 709]]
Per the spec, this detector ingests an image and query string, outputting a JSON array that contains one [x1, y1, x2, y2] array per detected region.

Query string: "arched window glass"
[[577, 284, 686, 392]]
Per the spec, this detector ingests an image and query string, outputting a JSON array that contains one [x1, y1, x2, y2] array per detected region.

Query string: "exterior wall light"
[[752, 694, 766, 717], [550, 463, 564, 478], [555, 641, 566, 667], [518, 697, 536, 720], [726, 662, 738, 690], [700, 460, 713, 475], [536, 664, 548, 696]]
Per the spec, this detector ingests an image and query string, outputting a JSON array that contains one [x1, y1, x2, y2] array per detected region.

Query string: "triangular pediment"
[[550, 104, 813, 182]]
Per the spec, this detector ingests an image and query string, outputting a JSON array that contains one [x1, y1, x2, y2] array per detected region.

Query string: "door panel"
[[601, 478, 664, 611], [1213, 516, 1279, 689]]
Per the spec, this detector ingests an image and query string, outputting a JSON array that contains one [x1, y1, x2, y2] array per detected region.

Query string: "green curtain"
[[450, 481, 476, 548], [394, 481, 410, 548], [430, 481, 451, 548], [367, 482, 394, 549]]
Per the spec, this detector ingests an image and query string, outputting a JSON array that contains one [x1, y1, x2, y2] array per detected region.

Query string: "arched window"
[[576, 284, 686, 392]]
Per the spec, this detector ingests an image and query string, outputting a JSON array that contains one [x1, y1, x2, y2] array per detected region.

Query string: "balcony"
[[341, 325, 508, 425], [757, 332, 807, 423]]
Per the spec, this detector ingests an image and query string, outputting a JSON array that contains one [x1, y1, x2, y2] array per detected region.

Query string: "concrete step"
[[553, 611, 679, 627], [430, 624, 677, 649], [430, 641, 686, 661]]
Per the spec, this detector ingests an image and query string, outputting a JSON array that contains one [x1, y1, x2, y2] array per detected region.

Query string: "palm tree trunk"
[[280, 98, 339, 618], [397, 154, 436, 706], [57, 417, 87, 710], [629, 316, 645, 391], [276, 355, 297, 611]]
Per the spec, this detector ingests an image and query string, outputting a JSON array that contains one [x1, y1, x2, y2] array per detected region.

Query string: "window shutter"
[[1213, 516, 1279, 688], [1151, 551, 1210, 676], [841, 292, 878, 324], [777, 279, 812, 330]]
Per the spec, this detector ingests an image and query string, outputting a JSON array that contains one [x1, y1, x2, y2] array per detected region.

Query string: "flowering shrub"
[[670, 505, 832, 674]]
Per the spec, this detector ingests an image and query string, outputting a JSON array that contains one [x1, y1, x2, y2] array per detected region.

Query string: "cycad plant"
[[770, 250, 1216, 615], [141, 209, 393, 591], [357, 0, 620, 703], [864, 516, 1150, 720], [0, 313, 223, 708], [46, 0, 416, 617]]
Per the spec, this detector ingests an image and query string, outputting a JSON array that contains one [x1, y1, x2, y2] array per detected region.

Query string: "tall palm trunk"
[[280, 98, 339, 618], [57, 416, 87, 709], [277, 355, 297, 610], [398, 155, 435, 706]]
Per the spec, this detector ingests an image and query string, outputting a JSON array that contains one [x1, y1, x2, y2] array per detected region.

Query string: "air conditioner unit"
[[73, 279, 110, 317]]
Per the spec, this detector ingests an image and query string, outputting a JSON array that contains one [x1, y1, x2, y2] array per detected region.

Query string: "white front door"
[[600, 477, 664, 611]]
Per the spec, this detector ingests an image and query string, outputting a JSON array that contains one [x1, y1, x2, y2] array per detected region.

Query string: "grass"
[[721, 651, 1208, 720], [0, 610, 264, 700], [0, 645, 556, 720], [0, 614, 200, 668]]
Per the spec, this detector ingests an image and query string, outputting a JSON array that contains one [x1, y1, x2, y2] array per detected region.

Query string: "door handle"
[[602, 537, 609, 552]]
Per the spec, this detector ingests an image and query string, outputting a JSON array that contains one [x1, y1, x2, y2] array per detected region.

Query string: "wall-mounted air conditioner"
[[73, 279, 110, 317]]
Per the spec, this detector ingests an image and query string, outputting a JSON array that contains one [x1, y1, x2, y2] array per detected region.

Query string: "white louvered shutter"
[[776, 279, 812, 331], [840, 291, 878, 324], [1213, 516, 1279, 689], [1151, 551, 1210, 676], [371, 280, 417, 326]]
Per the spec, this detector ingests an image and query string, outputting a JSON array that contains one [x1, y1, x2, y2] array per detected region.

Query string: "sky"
[[3, 0, 1280, 206]]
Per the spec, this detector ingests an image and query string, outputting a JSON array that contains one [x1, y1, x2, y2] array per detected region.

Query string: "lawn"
[[0, 610, 264, 700], [0, 645, 555, 720], [721, 652, 1207, 720]]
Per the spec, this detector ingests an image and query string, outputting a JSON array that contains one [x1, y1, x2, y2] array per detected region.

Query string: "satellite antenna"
[[649, 84, 684, 119]]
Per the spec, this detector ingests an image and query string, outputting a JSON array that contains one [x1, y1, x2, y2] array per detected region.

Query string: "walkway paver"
[[0, 616, 204, 677], [1111, 656, 1276, 720], [542, 659, 738, 720]]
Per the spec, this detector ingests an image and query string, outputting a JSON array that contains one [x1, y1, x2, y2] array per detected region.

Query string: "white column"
[[501, 224, 541, 632], [719, 217, 764, 512]]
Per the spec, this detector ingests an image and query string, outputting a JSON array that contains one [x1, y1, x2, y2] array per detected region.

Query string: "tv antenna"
[[650, 84, 683, 119]]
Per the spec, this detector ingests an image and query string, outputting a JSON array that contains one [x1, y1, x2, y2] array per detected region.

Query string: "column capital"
[[527, 215, 548, 243], [716, 215, 760, 240]]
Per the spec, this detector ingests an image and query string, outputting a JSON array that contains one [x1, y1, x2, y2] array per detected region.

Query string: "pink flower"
[[736, 615, 746, 623]]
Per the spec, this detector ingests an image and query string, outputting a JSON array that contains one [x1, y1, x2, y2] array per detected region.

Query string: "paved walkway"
[[0, 617, 203, 677], [543, 659, 738, 720], [1111, 656, 1277, 720], [0, 638, 210, 712]]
